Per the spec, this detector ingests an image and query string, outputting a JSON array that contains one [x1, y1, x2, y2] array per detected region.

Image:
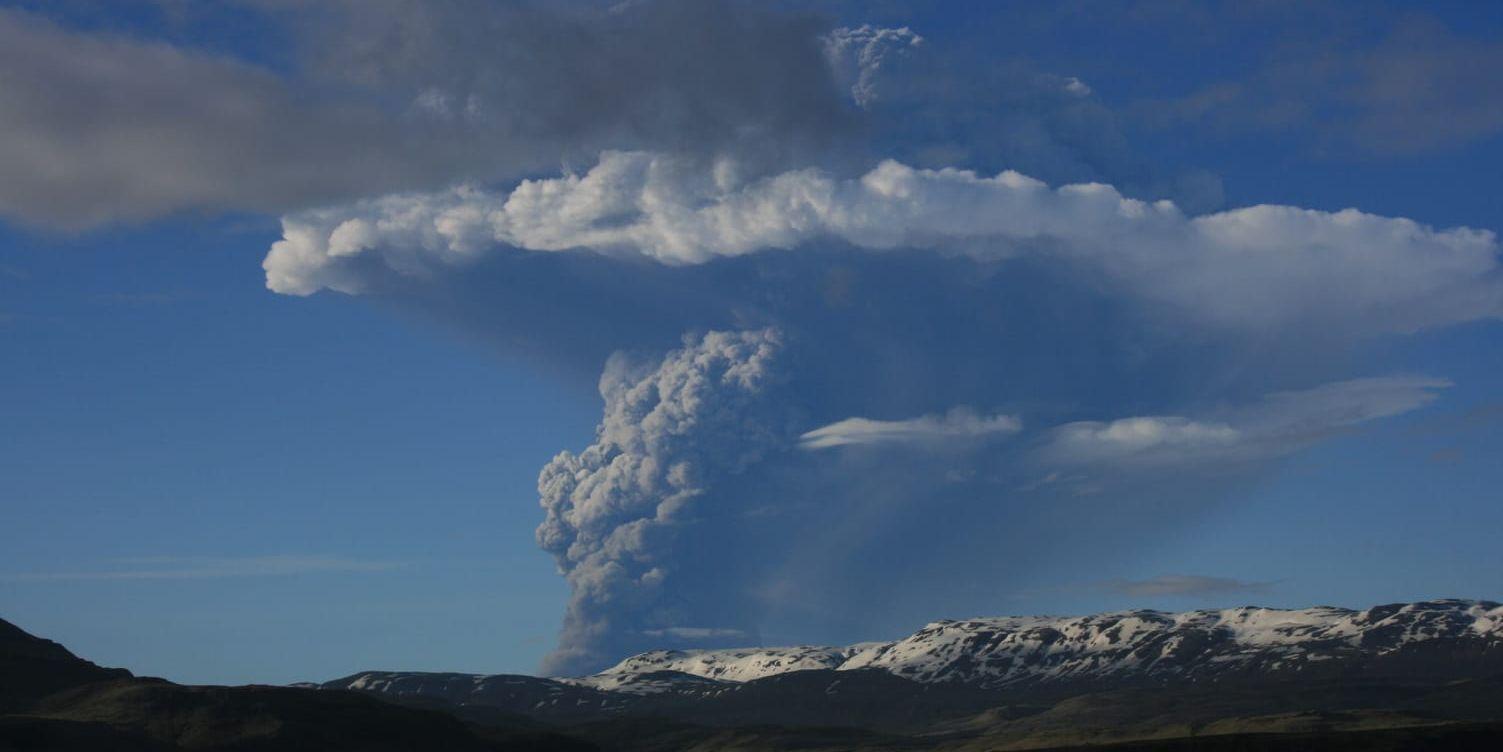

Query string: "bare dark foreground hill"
[[4, 601, 1503, 751]]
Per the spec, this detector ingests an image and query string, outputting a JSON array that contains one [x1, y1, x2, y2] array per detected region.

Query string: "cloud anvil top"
[[266, 153, 1501, 340]]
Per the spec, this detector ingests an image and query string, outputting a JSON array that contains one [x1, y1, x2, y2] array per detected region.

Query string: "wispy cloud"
[[800, 408, 1021, 450], [1040, 376, 1450, 472], [0, 555, 401, 582], [641, 626, 749, 640], [1407, 402, 1503, 436], [1101, 574, 1275, 599], [1134, 16, 1503, 155]]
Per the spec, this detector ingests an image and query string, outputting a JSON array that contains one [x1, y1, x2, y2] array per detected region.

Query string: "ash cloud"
[[263, 153, 1498, 674], [0, 0, 851, 228], [14, 1, 1491, 676], [535, 329, 793, 674], [0, 1, 1228, 229], [822, 25, 924, 109]]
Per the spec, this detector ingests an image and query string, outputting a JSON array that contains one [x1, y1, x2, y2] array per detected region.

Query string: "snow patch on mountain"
[[582, 643, 890, 686], [580, 600, 1503, 689], [320, 599, 1503, 707]]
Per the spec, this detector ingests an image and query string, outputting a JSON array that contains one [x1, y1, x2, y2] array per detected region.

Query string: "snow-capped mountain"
[[320, 599, 1503, 723], [583, 599, 1503, 690]]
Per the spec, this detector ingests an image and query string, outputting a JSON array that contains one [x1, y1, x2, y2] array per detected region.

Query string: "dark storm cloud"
[[0, 0, 853, 228], [0, 0, 1249, 230], [0, 8, 408, 227], [825, 23, 1224, 213], [264, 0, 851, 166]]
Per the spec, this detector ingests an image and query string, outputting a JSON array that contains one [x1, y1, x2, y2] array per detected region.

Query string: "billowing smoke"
[[535, 329, 792, 673], [822, 25, 924, 109]]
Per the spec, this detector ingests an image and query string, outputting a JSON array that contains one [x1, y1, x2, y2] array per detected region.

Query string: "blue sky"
[[1, 0, 1502, 683], [0, 217, 588, 680]]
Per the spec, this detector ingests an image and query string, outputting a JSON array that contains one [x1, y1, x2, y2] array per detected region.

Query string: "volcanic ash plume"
[[535, 328, 789, 675]]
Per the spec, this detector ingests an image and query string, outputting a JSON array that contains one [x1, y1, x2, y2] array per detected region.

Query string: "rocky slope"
[[0, 617, 587, 751], [0, 617, 130, 714]]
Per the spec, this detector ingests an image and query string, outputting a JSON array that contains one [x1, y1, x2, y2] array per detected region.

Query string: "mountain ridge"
[[319, 598, 1503, 734], [0, 617, 131, 714], [571, 598, 1503, 690], [6, 604, 1503, 750]]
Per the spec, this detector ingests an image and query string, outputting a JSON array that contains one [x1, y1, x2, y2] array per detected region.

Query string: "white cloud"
[[1048, 417, 1242, 464], [799, 407, 1021, 450], [265, 151, 1502, 339], [1244, 376, 1453, 435], [641, 627, 749, 640], [1042, 376, 1450, 470]]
